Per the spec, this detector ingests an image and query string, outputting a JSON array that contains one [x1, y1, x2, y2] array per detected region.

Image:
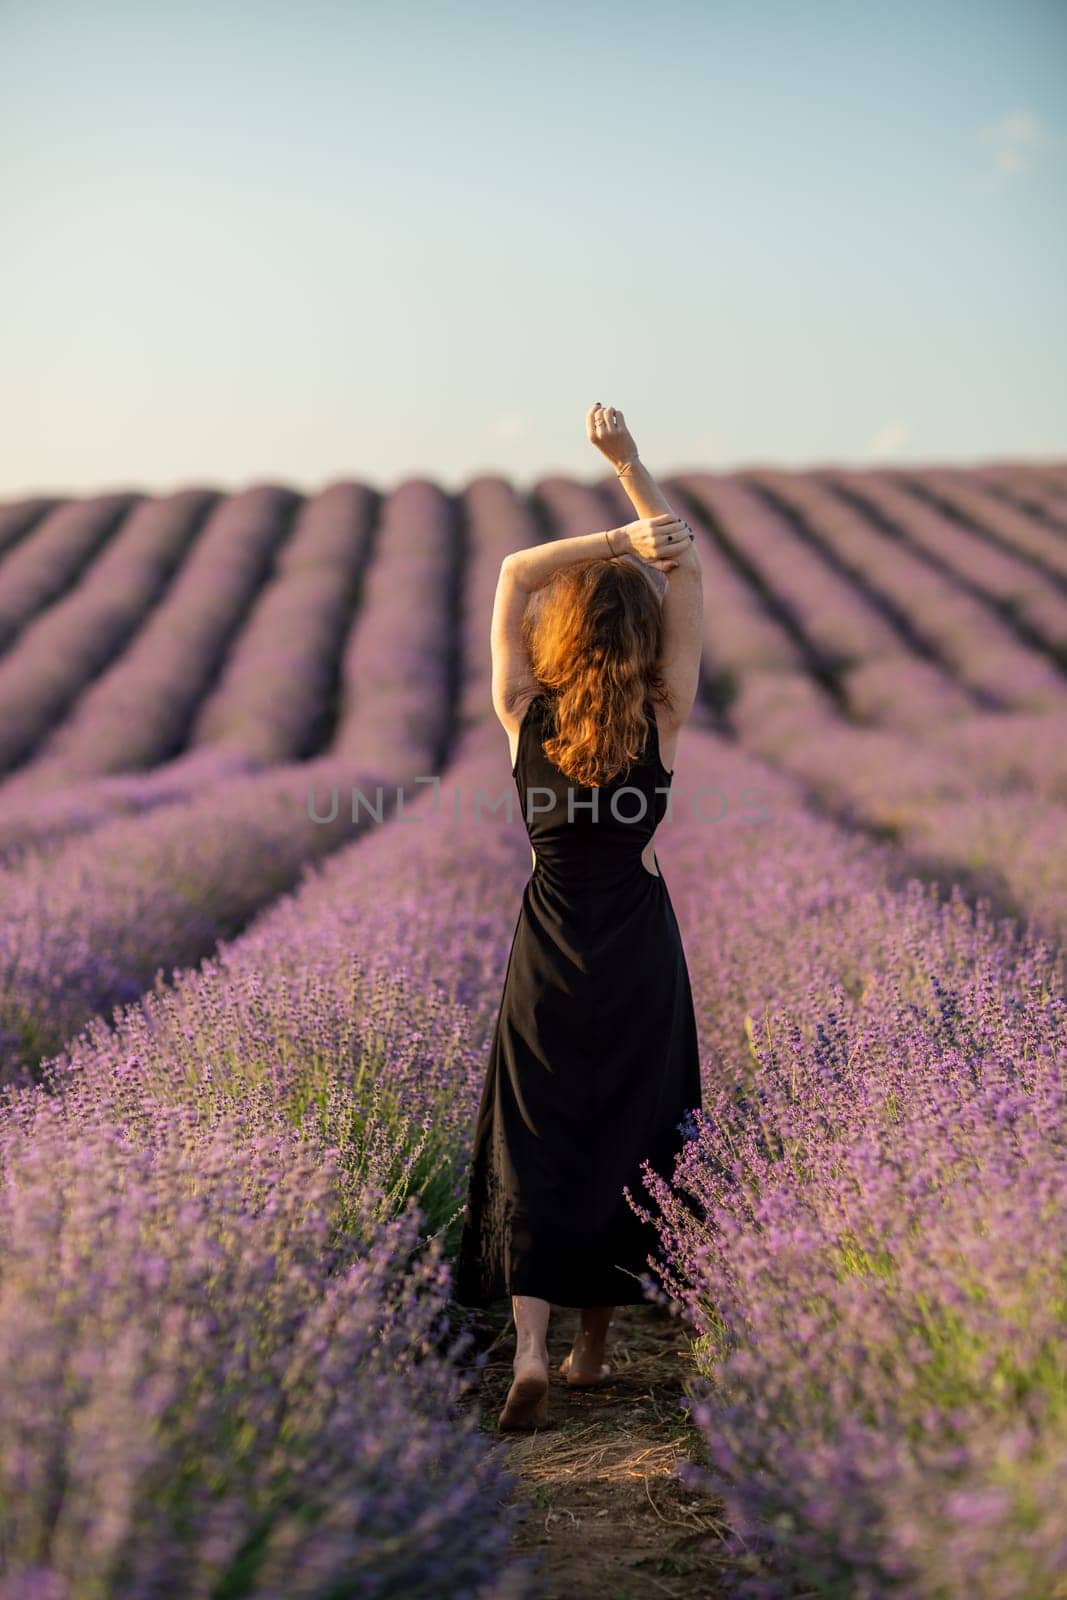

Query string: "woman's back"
[[513, 690, 677, 911]]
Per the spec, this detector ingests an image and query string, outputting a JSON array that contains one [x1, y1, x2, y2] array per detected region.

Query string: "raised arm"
[[491, 514, 688, 723], [588, 402, 704, 732], [491, 530, 617, 721], [587, 401, 674, 519], [503, 526, 625, 594]]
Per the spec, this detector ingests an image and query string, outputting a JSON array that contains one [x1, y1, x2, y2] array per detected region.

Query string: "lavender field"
[[1, 461, 1066, 1598]]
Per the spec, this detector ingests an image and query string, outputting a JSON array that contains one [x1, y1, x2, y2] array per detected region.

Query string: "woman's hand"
[[587, 402, 639, 470], [612, 512, 694, 571]]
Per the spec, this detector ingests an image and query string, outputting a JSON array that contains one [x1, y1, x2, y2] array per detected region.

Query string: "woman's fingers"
[[653, 518, 689, 543], [641, 516, 693, 567]]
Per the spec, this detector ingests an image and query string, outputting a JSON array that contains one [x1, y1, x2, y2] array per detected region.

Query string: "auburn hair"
[[520, 555, 675, 787]]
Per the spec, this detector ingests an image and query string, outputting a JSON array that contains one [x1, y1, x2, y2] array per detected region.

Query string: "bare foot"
[[559, 1348, 613, 1388], [499, 1352, 549, 1431]]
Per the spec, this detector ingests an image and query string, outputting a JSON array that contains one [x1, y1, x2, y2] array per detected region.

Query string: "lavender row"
[[0, 747, 265, 866], [979, 467, 1067, 534], [0, 489, 215, 773], [901, 466, 1067, 584], [0, 492, 137, 655], [0, 473, 501, 864], [671, 473, 975, 728], [531, 472, 1067, 938], [743, 468, 1067, 713], [456, 478, 548, 726], [978, 468, 1067, 533], [11, 485, 300, 783], [0, 756, 385, 1083], [1003, 463, 1067, 503], [0, 480, 571, 1095], [0, 481, 468, 1080], [825, 467, 1067, 667], [0, 496, 62, 561], [0, 501, 531, 1577], [712, 676, 1067, 942], [182, 481, 377, 763], [0, 481, 445, 859], [637, 800, 1066, 1596], [329, 480, 459, 766]]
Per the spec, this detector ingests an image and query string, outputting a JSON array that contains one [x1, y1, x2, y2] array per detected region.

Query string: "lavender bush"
[[0, 755, 410, 1083], [622, 771, 1067, 1596], [0, 1086, 533, 1599], [0, 747, 264, 866]]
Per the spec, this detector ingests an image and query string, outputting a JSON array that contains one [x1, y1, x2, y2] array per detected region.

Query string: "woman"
[[453, 403, 704, 1432]]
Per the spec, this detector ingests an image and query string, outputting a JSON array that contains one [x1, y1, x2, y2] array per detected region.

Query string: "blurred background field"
[[2, 461, 1067, 1078]]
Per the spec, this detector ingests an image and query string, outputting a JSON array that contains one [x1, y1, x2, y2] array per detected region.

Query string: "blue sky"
[[1, 0, 1064, 497]]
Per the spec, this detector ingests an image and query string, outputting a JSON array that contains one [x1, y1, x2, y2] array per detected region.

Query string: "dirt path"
[[454, 1297, 732, 1599]]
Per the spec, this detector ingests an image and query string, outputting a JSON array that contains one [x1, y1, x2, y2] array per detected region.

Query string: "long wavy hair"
[[521, 556, 674, 787]]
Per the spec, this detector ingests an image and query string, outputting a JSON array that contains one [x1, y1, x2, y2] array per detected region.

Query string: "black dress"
[[453, 691, 702, 1309]]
